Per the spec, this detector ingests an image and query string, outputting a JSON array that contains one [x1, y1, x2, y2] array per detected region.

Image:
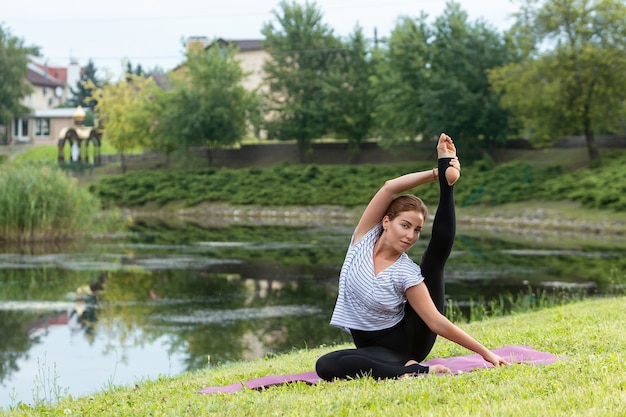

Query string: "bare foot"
[[437, 133, 456, 159], [428, 364, 451, 375], [436, 133, 461, 185]]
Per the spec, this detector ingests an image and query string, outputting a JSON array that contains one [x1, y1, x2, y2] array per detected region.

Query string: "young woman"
[[316, 133, 509, 380]]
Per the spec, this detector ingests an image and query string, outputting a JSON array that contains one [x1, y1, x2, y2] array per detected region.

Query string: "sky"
[[3, 0, 520, 78]]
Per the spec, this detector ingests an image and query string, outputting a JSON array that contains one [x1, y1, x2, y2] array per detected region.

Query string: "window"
[[34, 118, 50, 137], [21, 119, 29, 136]]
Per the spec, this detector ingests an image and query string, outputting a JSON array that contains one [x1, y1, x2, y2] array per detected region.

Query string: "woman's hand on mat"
[[483, 352, 510, 367], [428, 364, 451, 375]]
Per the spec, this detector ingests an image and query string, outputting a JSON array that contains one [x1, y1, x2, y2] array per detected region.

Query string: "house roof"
[[35, 64, 68, 83], [230, 39, 263, 52], [27, 63, 65, 88], [212, 38, 264, 52], [33, 107, 92, 118], [27, 68, 64, 88]]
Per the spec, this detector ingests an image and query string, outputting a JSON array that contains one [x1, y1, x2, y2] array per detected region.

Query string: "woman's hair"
[[385, 194, 428, 222]]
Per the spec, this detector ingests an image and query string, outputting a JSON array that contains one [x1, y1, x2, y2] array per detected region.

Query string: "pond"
[[1, 216, 624, 409]]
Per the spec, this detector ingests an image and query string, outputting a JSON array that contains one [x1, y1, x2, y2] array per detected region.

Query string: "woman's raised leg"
[[401, 136, 458, 361]]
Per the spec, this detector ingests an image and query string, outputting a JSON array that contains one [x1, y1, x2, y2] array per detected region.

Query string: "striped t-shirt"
[[330, 223, 424, 333]]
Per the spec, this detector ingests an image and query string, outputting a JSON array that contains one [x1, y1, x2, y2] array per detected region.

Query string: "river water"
[[1, 216, 624, 409]]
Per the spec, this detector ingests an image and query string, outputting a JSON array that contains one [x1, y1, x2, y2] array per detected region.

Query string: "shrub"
[[0, 163, 107, 242]]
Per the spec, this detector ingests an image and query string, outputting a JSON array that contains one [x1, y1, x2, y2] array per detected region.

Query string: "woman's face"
[[383, 210, 424, 253]]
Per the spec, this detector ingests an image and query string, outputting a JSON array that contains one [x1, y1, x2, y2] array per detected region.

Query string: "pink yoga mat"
[[199, 345, 563, 394]]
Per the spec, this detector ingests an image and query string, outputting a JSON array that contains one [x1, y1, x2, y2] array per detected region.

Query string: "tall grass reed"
[[0, 163, 103, 242]]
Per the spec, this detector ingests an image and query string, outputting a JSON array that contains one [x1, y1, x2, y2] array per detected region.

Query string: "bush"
[[88, 152, 626, 213], [0, 162, 109, 242]]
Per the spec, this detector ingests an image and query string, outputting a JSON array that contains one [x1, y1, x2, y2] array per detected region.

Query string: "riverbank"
[[4, 296, 625, 416], [123, 199, 626, 236]]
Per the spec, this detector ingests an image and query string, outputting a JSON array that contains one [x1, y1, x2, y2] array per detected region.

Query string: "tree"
[[372, 2, 512, 151], [0, 25, 34, 143], [68, 59, 104, 109], [158, 42, 253, 166], [261, 0, 342, 162], [420, 3, 512, 151], [124, 60, 145, 82], [145, 88, 178, 168], [322, 26, 375, 161], [489, 0, 626, 161], [89, 74, 160, 173], [370, 14, 430, 147]]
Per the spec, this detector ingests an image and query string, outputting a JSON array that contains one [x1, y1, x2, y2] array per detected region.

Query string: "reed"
[[446, 286, 592, 323], [0, 163, 102, 242]]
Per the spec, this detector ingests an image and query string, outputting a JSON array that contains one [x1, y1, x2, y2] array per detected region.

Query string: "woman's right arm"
[[405, 283, 510, 367], [352, 169, 437, 244]]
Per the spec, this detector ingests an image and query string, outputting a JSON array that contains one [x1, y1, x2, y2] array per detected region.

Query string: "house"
[[176, 36, 271, 138], [182, 36, 269, 93], [9, 56, 82, 144]]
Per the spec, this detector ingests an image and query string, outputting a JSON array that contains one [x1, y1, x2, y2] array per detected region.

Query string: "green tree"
[[0, 25, 34, 143], [489, 0, 626, 160], [90, 74, 160, 173], [148, 86, 183, 168], [124, 60, 145, 82], [372, 2, 511, 151], [261, 0, 342, 162], [421, 3, 512, 151], [370, 14, 431, 147], [323, 26, 375, 161], [68, 59, 104, 109], [160, 42, 253, 166]]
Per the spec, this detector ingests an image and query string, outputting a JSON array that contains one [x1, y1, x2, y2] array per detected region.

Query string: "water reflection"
[[0, 218, 624, 409]]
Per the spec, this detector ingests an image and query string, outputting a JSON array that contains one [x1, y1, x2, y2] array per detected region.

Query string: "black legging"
[[316, 157, 456, 381]]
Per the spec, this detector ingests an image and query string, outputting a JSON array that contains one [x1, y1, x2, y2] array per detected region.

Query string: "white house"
[[10, 56, 82, 144]]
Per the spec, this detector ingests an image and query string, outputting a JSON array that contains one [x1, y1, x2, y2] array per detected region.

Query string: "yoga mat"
[[199, 345, 563, 394]]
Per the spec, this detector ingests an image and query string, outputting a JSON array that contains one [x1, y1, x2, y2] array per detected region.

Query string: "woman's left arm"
[[405, 283, 510, 367]]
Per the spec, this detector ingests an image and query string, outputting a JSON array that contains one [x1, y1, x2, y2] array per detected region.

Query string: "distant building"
[[176, 36, 270, 138], [9, 56, 82, 144], [180, 36, 268, 93]]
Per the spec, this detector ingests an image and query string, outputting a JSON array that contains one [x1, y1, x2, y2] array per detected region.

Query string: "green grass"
[[11, 142, 143, 165], [5, 296, 625, 416], [0, 162, 120, 242]]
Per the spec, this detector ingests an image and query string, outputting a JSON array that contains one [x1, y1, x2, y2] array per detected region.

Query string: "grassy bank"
[[85, 149, 626, 213], [5, 296, 625, 416]]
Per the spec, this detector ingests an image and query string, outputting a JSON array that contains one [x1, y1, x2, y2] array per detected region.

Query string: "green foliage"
[[447, 286, 590, 324], [90, 162, 433, 208], [454, 161, 563, 207], [490, 0, 626, 160], [322, 26, 375, 156], [420, 3, 512, 148], [90, 74, 161, 173], [67, 59, 105, 108], [0, 24, 32, 129], [538, 151, 626, 210], [156, 42, 253, 167], [262, 0, 342, 161], [88, 159, 553, 211], [84, 147, 626, 213], [372, 4, 512, 150], [0, 163, 106, 242], [371, 15, 430, 145]]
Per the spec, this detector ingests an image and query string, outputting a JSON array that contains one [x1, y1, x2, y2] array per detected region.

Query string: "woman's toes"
[[437, 133, 457, 159]]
